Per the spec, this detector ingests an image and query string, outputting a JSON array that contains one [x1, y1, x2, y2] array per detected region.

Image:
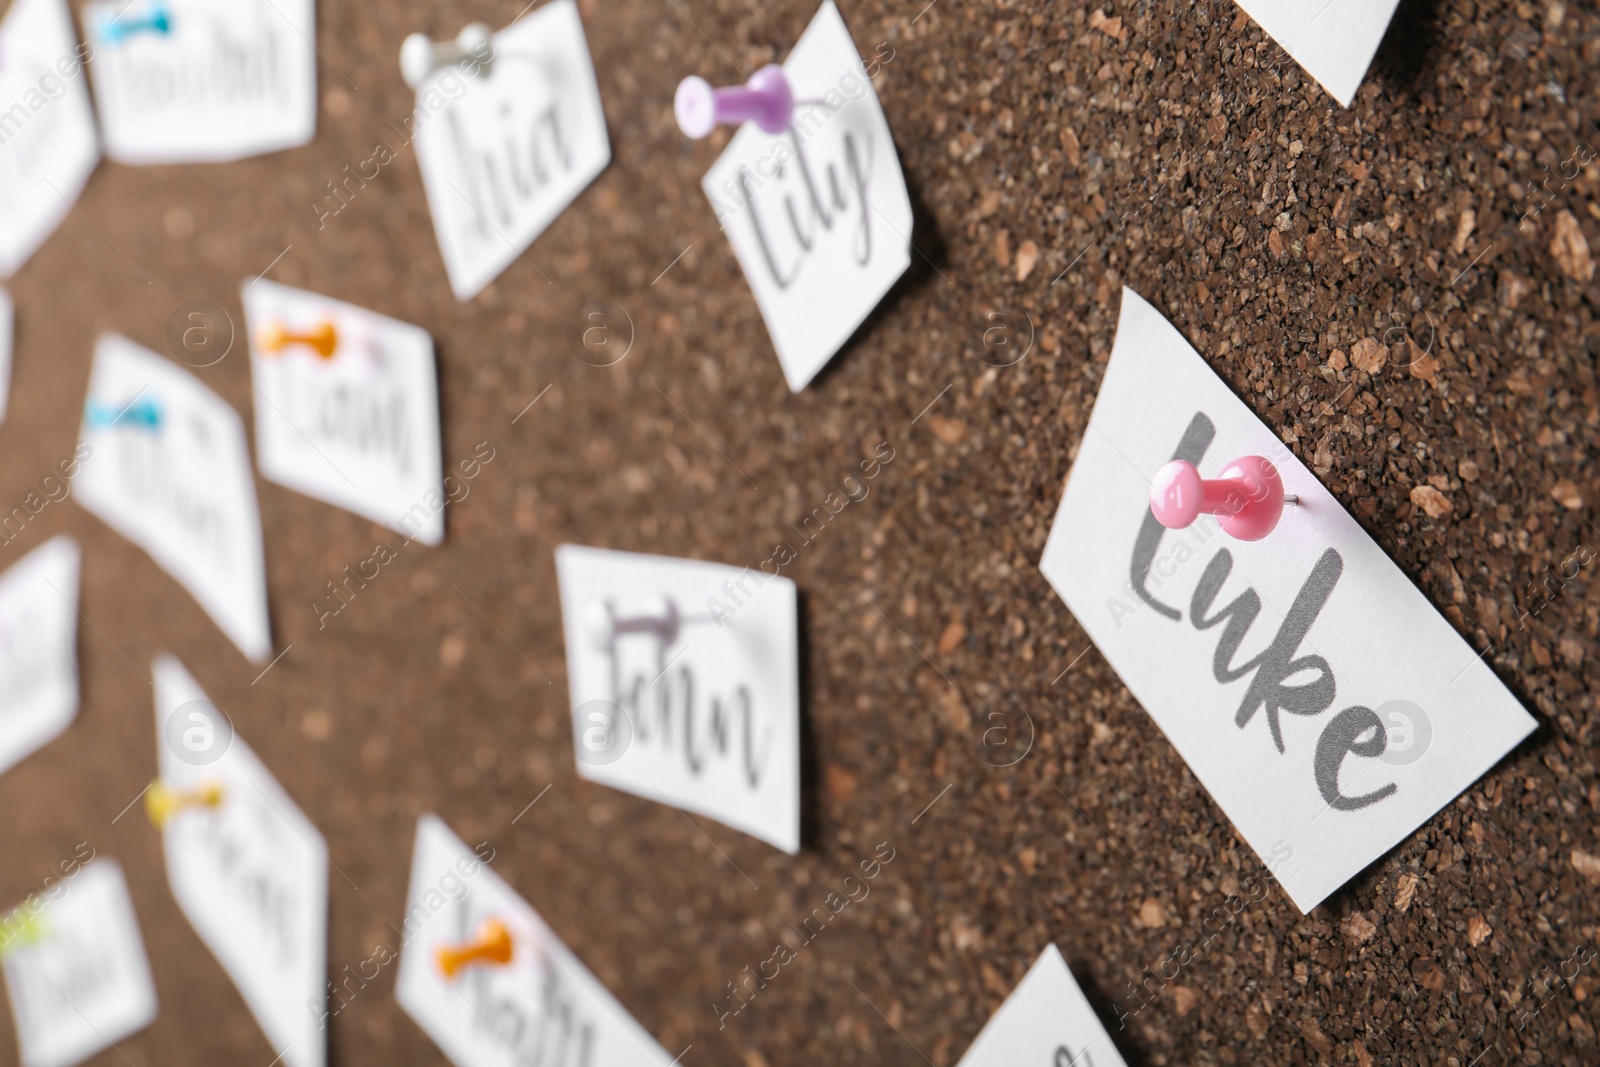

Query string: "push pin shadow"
[[1149, 456, 1299, 542], [436, 918, 513, 979], [100, 4, 172, 44], [257, 320, 338, 361], [584, 596, 714, 654], [145, 780, 224, 829], [400, 23, 493, 91], [675, 65, 793, 139]]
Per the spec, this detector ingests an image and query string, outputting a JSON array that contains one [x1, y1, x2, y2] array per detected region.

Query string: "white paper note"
[[82, 0, 317, 163], [0, 288, 12, 423], [700, 0, 912, 392], [395, 814, 677, 1067], [73, 334, 272, 662], [411, 0, 611, 300], [554, 545, 801, 854], [0, 536, 80, 779], [1040, 288, 1537, 912], [956, 945, 1127, 1067], [0, 0, 101, 277], [1232, 0, 1400, 107], [152, 655, 327, 1067], [241, 280, 445, 544], [0, 859, 159, 1067]]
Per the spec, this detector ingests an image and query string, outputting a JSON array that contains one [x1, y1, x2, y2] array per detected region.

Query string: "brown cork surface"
[[0, 0, 1596, 1063]]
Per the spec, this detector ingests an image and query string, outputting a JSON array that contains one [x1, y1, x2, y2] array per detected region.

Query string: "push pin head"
[[258, 320, 338, 361], [675, 64, 793, 139], [101, 4, 172, 44], [145, 779, 224, 828], [436, 918, 513, 979], [1149, 456, 1297, 542], [400, 23, 493, 91], [86, 397, 162, 431], [584, 596, 684, 652]]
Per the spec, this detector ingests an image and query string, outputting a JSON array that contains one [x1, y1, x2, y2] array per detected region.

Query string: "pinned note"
[[152, 655, 327, 1067], [73, 334, 272, 662], [395, 814, 678, 1067], [0, 289, 12, 423], [0, 537, 80, 779], [242, 280, 445, 544], [554, 545, 801, 853], [81, 0, 317, 163], [0, 0, 100, 277], [408, 1, 611, 300], [1039, 289, 1537, 912], [0, 859, 159, 1067], [956, 945, 1127, 1067], [1229, 0, 1399, 106], [698, 0, 912, 391]]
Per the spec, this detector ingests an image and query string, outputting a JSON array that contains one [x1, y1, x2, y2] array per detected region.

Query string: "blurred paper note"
[[0, 289, 12, 423], [0, 536, 80, 778], [395, 814, 677, 1067], [242, 279, 445, 544], [74, 334, 272, 662], [555, 544, 802, 853], [410, 0, 611, 300], [700, 0, 912, 391], [1232, 0, 1400, 107], [956, 945, 1128, 1067], [0, 859, 158, 1067], [1039, 288, 1536, 912], [83, 0, 317, 163], [153, 656, 328, 1067], [0, 0, 100, 276]]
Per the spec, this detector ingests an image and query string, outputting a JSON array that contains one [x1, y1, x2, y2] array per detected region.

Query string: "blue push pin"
[[85, 396, 163, 431], [99, 4, 173, 45]]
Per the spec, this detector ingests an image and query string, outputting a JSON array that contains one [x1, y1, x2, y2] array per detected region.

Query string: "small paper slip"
[[1039, 288, 1537, 912], [1, 859, 159, 1067], [396, 814, 678, 1067], [410, 0, 610, 300], [956, 945, 1127, 1067], [241, 280, 445, 544], [152, 655, 327, 1067], [700, 0, 912, 392], [0, 536, 80, 778], [0, 0, 100, 277], [1231, 0, 1400, 107], [73, 334, 272, 662], [0, 288, 12, 423], [82, 0, 317, 163], [554, 545, 801, 853]]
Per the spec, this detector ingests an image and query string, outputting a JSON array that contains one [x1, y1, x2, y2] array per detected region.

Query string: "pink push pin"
[[1149, 456, 1299, 541], [675, 65, 794, 139]]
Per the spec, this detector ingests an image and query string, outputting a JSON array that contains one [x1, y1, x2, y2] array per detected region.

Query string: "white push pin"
[[400, 23, 493, 91], [585, 597, 713, 652]]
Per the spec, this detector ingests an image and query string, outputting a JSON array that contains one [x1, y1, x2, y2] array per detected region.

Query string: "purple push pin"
[[675, 64, 794, 139], [1148, 456, 1299, 542]]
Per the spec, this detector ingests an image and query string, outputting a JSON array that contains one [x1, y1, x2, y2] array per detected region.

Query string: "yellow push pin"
[[257, 319, 338, 360], [144, 779, 225, 828], [435, 918, 513, 979], [0, 910, 47, 960]]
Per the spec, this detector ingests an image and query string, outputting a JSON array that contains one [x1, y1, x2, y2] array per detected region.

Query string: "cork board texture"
[[0, 0, 1597, 1064]]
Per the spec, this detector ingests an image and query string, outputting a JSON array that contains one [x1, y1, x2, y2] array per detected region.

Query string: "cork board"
[[0, 0, 1597, 1063]]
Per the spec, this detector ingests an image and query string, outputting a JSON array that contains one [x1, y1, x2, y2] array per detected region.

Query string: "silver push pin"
[[584, 597, 713, 653], [400, 23, 492, 90]]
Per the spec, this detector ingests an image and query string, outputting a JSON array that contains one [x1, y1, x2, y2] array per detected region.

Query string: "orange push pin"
[[257, 320, 338, 360], [435, 918, 513, 979], [144, 779, 224, 828]]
